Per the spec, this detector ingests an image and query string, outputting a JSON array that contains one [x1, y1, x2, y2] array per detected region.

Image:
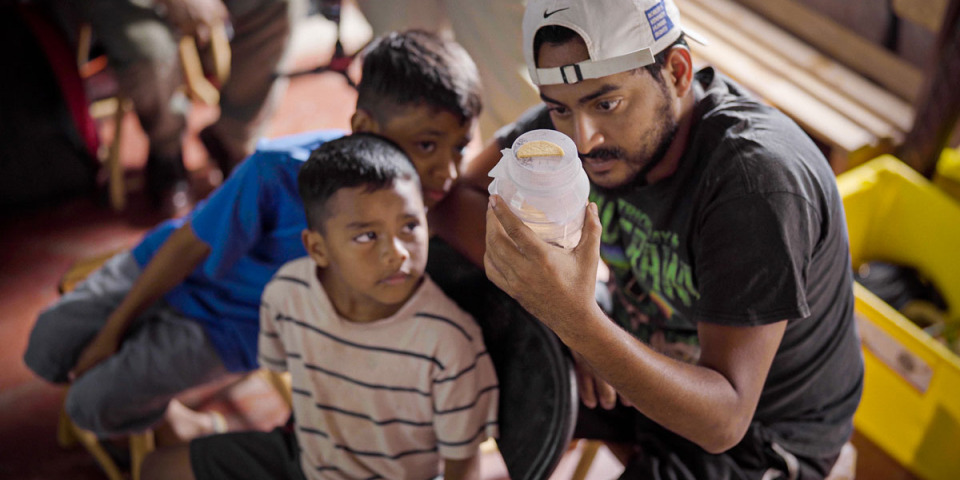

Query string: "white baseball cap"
[[523, 0, 705, 86]]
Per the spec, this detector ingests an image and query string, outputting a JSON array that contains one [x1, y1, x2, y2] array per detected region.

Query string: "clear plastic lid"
[[488, 129, 590, 225]]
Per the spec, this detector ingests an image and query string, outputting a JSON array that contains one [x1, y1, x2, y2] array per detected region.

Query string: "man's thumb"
[[575, 202, 602, 256]]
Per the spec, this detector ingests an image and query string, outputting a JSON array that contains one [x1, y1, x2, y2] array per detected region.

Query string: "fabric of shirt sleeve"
[[431, 318, 500, 460], [692, 190, 817, 326], [258, 284, 287, 371], [190, 154, 275, 279]]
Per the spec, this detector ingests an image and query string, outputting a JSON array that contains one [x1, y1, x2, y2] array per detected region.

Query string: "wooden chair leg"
[[259, 368, 293, 408], [57, 406, 78, 448], [59, 398, 157, 480], [129, 430, 156, 480], [570, 439, 601, 480], [60, 410, 125, 480], [107, 97, 128, 212]]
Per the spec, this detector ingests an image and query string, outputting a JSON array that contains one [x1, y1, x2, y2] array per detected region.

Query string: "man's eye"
[[418, 142, 437, 154], [547, 105, 570, 117], [597, 99, 620, 111], [353, 232, 376, 243]]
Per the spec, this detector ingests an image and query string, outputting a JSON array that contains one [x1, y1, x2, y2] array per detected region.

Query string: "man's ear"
[[663, 46, 694, 98], [302, 229, 329, 268], [351, 109, 380, 134]]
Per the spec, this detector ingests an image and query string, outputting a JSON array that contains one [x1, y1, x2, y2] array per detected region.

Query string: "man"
[[483, 0, 864, 478]]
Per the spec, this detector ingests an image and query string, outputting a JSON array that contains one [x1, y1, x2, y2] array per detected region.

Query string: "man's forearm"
[[558, 305, 776, 454]]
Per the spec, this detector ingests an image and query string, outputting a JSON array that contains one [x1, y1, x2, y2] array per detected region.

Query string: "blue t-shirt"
[[131, 130, 347, 372]]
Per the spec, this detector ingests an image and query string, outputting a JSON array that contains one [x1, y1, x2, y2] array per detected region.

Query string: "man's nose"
[[573, 114, 604, 154]]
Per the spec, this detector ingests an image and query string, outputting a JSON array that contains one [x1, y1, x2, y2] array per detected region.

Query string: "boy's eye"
[[402, 220, 421, 234], [596, 99, 621, 112], [353, 232, 377, 243], [418, 141, 437, 154]]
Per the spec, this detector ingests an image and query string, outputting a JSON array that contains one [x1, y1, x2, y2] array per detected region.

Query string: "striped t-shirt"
[[259, 257, 499, 479]]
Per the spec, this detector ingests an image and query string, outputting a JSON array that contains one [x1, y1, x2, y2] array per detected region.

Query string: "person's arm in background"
[[70, 224, 210, 379], [484, 197, 785, 454], [443, 454, 480, 480]]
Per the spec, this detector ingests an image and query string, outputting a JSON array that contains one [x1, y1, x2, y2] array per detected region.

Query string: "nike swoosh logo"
[[543, 7, 570, 18]]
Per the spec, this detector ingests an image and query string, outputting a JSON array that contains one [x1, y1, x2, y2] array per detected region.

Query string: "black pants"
[[574, 402, 839, 480]]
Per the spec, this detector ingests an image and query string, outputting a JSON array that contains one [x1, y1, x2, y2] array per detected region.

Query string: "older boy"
[[24, 29, 482, 443], [143, 133, 499, 480]]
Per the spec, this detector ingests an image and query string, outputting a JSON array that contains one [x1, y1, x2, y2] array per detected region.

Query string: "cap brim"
[[682, 27, 709, 47]]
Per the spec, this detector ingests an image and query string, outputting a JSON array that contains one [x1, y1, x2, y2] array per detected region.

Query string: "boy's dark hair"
[[532, 26, 688, 84], [298, 133, 420, 231], [356, 30, 482, 126]]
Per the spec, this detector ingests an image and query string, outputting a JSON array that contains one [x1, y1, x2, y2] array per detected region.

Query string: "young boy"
[[23, 29, 482, 443], [143, 133, 499, 480]]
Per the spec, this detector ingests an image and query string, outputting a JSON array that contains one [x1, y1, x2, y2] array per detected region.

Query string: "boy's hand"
[[69, 326, 123, 380]]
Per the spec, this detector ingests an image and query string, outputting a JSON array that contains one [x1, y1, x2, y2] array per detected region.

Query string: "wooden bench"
[[677, 0, 953, 173]]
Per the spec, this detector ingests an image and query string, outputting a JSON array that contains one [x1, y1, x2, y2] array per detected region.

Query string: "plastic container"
[[837, 155, 960, 480], [488, 130, 590, 249]]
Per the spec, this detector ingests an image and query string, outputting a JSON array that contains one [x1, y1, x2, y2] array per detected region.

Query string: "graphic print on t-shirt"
[[594, 194, 701, 363]]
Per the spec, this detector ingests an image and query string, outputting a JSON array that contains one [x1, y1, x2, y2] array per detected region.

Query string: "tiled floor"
[[0, 7, 913, 480]]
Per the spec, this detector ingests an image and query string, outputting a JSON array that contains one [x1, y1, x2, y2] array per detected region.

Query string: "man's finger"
[[574, 202, 602, 262], [575, 363, 598, 409], [484, 199, 525, 276], [489, 195, 540, 251], [483, 250, 508, 292], [597, 379, 618, 410]]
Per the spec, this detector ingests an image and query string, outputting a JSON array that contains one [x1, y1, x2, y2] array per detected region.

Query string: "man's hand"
[[483, 195, 602, 341], [69, 326, 123, 380], [158, 0, 228, 44]]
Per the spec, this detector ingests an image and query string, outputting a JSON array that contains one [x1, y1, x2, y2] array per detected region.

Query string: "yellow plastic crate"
[[838, 155, 960, 480], [933, 148, 960, 204]]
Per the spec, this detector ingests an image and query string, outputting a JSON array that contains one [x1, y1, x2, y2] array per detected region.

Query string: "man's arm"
[[483, 196, 785, 453], [70, 223, 211, 379], [443, 453, 480, 480]]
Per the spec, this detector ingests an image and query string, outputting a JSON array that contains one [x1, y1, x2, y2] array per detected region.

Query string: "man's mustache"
[[580, 148, 624, 161]]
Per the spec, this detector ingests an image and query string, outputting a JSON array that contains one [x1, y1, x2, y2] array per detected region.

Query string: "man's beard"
[[589, 104, 679, 198]]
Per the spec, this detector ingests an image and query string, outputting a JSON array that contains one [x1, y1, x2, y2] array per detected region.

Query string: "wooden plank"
[[685, 0, 914, 133], [681, 0, 902, 142], [682, 14, 878, 155], [892, 0, 949, 33], [732, 0, 924, 103]]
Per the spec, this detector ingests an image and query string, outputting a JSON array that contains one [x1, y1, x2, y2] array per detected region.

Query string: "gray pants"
[[23, 251, 229, 437], [85, 0, 300, 158]]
